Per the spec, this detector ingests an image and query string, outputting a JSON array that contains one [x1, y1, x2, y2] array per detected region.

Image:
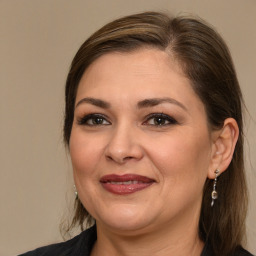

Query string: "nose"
[[104, 124, 144, 164]]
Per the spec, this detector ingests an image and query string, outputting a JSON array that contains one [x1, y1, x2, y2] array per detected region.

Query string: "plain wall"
[[0, 0, 255, 255]]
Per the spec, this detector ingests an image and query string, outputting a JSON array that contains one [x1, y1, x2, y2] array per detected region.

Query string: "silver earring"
[[211, 169, 220, 207], [74, 185, 78, 199]]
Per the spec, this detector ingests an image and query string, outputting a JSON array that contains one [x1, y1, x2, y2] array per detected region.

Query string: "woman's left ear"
[[208, 118, 239, 179]]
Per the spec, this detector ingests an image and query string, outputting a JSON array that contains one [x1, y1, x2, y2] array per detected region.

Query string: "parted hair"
[[63, 12, 248, 256]]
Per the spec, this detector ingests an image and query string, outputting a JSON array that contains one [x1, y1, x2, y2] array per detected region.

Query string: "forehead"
[[86, 48, 182, 75], [75, 48, 204, 112], [77, 49, 188, 93]]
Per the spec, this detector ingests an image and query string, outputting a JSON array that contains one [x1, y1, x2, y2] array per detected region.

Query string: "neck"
[[91, 213, 204, 256]]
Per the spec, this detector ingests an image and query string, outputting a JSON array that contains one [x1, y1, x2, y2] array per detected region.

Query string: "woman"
[[20, 12, 253, 256]]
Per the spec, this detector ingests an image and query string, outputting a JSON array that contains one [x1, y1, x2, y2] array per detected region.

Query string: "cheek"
[[69, 128, 103, 177], [146, 130, 211, 183], [154, 135, 211, 213]]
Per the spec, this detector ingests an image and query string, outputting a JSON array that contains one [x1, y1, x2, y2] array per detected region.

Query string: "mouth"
[[100, 174, 155, 195]]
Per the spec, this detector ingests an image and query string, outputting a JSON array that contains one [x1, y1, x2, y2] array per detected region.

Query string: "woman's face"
[[70, 48, 216, 234]]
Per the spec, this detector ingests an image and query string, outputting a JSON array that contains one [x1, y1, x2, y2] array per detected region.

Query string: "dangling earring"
[[211, 169, 220, 207], [74, 185, 78, 199]]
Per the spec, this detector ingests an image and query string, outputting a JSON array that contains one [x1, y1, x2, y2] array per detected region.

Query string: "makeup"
[[100, 174, 155, 195]]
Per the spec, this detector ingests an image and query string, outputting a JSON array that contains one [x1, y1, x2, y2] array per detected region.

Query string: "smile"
[[100, 174, 155, 195], [108, 180, 145, 184]]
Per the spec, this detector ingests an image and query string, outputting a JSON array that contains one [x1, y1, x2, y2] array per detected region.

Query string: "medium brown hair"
[[63, 12, 248, 256]]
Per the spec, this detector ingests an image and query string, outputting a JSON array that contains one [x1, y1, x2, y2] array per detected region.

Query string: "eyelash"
[[77, 113, 178, 127], [143, 113, 178, 126], [77, 114, 111, 126]]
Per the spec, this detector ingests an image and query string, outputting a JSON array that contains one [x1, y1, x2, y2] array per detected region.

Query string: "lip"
[[100, 174, 155, 195]]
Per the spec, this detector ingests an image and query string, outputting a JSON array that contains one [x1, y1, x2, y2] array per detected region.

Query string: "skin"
[[69, 48, 239, 256]]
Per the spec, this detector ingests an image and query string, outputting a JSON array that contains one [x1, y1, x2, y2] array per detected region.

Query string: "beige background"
[[0, 0, 255, 255]]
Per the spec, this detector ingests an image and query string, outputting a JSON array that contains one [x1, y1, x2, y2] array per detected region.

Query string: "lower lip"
[[101, 182, 154, 195]]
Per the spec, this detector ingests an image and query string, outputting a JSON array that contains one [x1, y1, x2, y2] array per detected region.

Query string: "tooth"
[[108, 180, 143, 185], [123, 181, 132, 185]]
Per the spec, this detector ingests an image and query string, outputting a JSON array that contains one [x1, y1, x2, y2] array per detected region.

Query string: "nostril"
[[104, 137, 144, 164], [106, 155, 113, 161], [123, 156, 133, 161], [106, 155, 134, 163]]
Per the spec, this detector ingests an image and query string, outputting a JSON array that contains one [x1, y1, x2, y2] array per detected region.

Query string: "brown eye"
[[153, 117, 168, 126], [144, 113, 177, 126], [77, 114, 110, 126], [92, 117, 104, 125]]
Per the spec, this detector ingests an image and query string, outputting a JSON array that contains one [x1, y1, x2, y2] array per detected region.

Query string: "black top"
[[18, 225, 253, 256]]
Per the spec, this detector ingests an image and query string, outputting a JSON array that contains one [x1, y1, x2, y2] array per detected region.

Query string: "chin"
[[95, 205, 155, 233]]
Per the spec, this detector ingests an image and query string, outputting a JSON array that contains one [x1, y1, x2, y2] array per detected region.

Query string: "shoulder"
[[202, 242, 254, 256], [18, 225, 97, 256], [234, 247, 254, 256]]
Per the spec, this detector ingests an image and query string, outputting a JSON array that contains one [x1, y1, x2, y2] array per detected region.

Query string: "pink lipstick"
[[100, 174, 155, 195]]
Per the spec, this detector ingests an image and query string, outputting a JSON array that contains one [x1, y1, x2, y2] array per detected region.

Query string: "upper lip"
[[100, 174, 155, 183]]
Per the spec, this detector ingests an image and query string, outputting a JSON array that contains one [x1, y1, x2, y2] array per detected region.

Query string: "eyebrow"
[[75, 97, 110, 109], [75, 97, 187, 111], [137, 97, 188, 111]]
